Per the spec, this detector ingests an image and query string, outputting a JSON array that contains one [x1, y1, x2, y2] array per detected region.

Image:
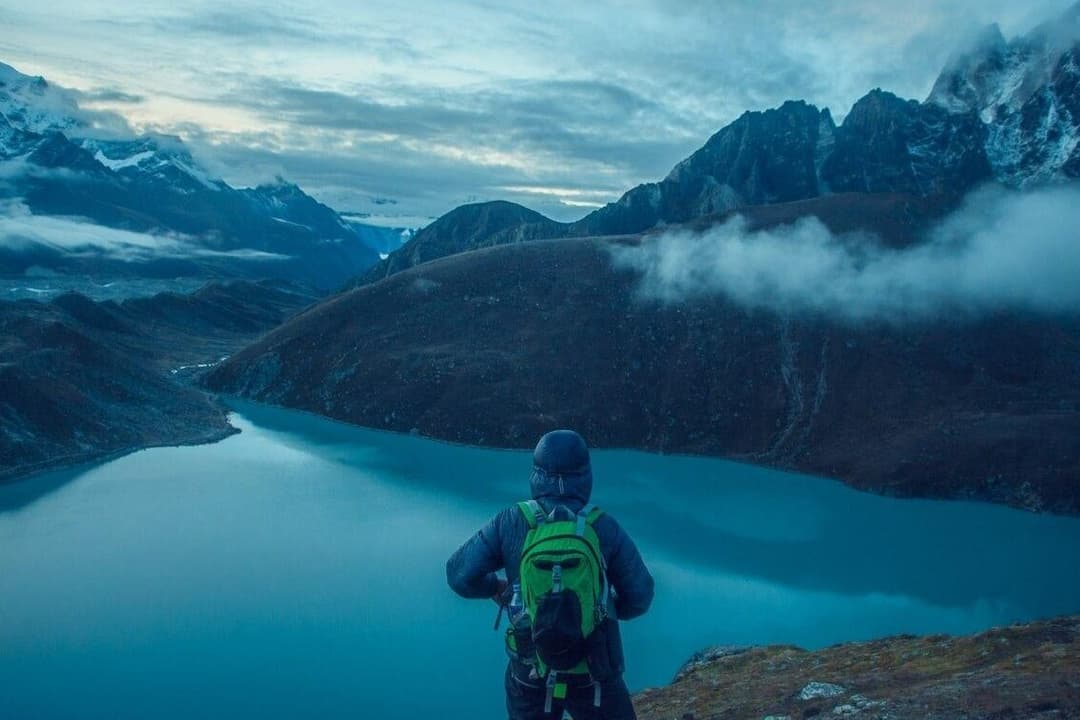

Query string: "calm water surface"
[[2, 401, 1079, 719]]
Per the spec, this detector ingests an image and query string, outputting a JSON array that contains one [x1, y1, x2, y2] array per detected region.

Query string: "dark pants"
[[505, 663, 637, 720]]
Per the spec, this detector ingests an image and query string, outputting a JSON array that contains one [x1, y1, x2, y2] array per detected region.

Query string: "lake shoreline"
[[8, 393, 1072, 519], [0, 416, 239, 488], [0, 279, 319, 489], [223, 396, 1077, 518]]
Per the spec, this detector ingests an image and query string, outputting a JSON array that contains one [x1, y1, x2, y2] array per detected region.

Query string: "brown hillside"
[[205, 228, 1080, 514]]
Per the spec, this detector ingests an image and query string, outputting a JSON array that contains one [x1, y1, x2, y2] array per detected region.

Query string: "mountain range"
[[207, 7, 1080, 514], [0, 62, 409, 289], [361, 6, 1080, 283], [3, 7, 1079, 512]]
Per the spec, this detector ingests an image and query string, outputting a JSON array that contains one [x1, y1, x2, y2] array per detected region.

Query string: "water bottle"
[[508, 581, 536, 664], [509, 581, 524, 622]]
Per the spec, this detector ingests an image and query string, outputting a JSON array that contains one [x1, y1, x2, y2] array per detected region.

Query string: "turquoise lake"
[[2, 401, 1079, 718]]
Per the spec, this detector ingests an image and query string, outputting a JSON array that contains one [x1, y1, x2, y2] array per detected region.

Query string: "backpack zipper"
[[522, 533, 604, 570]]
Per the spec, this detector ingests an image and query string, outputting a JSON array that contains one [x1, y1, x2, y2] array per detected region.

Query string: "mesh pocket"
[[532, 590, 586, 671]]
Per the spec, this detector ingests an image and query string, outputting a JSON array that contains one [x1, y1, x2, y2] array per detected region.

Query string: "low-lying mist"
[[0, 200, 289, 264], [611, 185, 1080, 323]]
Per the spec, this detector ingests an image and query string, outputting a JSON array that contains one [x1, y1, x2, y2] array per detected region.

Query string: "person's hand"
[[492, 578, 509, 605]]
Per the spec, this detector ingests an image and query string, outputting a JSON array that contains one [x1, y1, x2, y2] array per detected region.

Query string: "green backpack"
[[515, 499, 609, 681]]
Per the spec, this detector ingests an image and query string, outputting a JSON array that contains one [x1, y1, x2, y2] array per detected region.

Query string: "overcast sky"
[[1, 1, 1074, 222]]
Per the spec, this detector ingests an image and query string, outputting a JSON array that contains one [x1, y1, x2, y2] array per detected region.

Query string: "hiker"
[[447, 429, 654, 720]]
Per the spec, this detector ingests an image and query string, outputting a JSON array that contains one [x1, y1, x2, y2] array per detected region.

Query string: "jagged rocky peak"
[[822, 89, 992, 196], [573, 100, 836, 237], [928, 2, 1080, 122], [927, 24, 1010, 117], [666, 100, 833, 187], [664, 99, 834, 204], [837, 88, 911, 129], [925, 2, 1080, 186]]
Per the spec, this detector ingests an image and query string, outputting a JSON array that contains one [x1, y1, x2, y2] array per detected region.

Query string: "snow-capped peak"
[[0, 61, 84, 135], [927, 5, 1080, 120], [925, 3, 1080, 188], [78, 134, 225, 191], [0, 61, 225, 192]]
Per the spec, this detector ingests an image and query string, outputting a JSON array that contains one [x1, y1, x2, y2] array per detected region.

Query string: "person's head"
[[529, 429, 592, 505]]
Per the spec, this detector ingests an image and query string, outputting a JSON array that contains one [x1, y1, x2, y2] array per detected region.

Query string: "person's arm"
[[605, 520, 654, 620], [446, 509, 509, 600]]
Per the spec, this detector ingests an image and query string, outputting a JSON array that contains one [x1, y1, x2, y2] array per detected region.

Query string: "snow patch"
[[171, 356, 229, 375], [92, 149, 155, 171], [799, 682, 847, 700], [169, 156, 222, 190], [271, 217, 312, 230]]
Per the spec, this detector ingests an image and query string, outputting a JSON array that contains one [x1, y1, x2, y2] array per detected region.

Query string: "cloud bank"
[[0, 201, 288, 264], [611, 185, 1080, 323]]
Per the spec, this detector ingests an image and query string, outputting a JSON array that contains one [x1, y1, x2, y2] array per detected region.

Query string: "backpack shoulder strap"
[[575, 503, 604, 536], [576, 503, 611, 616], [517, 500, 546, 529]]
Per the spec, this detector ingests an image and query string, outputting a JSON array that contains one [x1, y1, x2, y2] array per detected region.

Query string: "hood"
[[528, 429, 592, 505]]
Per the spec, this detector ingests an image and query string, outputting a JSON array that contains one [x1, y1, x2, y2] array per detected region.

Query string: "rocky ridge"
[[633, 615, 1080, 720], [355, 200, 561, 286], [0, 280, 317, 479]]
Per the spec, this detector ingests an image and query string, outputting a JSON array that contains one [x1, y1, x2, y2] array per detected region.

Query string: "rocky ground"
[[634, 615, 1080, 720], [0, 280, 317, 480]]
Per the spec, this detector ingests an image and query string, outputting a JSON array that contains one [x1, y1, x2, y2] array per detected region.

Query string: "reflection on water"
[[2, 400, 1079, 719]]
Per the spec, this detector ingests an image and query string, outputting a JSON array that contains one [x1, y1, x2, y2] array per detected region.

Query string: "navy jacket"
[[446, 464, 654, 622]]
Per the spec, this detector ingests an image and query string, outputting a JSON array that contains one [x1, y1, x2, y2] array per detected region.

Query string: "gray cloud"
[[3, 0, 1078, 220], [0, 159, 90, 197], [100, 7, 423, 62], [611, 185, 1080, 323], [226, 74, 687, 171], [175, 124, 604, 221], [73, 88, 144, 104], [158, 74, 692, 220]]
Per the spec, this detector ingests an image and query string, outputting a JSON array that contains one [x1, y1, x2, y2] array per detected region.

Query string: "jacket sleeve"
[[605, 520, 654, 621], [445, 509, 506, 599]]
